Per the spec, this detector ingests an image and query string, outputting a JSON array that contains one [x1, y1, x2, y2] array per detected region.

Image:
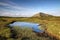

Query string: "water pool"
[[9, 22, 45, 33]]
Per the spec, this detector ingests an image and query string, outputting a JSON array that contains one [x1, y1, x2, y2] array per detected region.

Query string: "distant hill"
[[0, 12, 60, 20], [33, 12, 53, 17], [32, 12, 60, 20]]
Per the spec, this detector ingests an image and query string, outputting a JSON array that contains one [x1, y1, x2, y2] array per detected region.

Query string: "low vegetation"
[[0, 15, 60, 40]]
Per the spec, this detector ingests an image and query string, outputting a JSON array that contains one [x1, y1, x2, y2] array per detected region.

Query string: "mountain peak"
[[33, 12, 53, 17]]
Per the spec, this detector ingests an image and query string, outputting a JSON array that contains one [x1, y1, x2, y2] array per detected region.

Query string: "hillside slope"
[[33, 12, 60, 21]]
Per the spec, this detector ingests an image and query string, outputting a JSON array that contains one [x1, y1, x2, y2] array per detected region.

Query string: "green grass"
[[0, 17, 60, 40], [46, 21, 60, 37], [10, 26, 51, 40]]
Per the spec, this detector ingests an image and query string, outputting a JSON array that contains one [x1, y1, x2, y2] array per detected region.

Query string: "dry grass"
[[0, 17, 60, 40]]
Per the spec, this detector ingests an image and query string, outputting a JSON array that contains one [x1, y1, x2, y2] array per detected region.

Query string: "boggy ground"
[[0, 17, 60, 40]]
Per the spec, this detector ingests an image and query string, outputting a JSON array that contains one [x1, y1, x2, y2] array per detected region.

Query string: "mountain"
[[33, 12, 53, 17], [32, 12, 60, 21]]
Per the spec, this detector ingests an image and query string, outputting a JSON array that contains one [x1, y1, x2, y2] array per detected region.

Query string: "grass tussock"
[[0, 17, 60, 40]]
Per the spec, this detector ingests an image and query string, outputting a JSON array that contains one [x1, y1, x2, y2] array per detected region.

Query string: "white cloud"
[[0, 0, 60, 17], [0, 2, 27, 11], [0, 2, 35, 17]]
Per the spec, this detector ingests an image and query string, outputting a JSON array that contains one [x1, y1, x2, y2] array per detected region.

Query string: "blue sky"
[[0, 0, 60, 17]]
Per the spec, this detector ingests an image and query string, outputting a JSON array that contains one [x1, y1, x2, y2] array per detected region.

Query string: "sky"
[[0, 0, 60, 17]]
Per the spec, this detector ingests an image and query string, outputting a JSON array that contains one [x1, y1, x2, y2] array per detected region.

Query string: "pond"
[[9, 22, 45, 33]]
